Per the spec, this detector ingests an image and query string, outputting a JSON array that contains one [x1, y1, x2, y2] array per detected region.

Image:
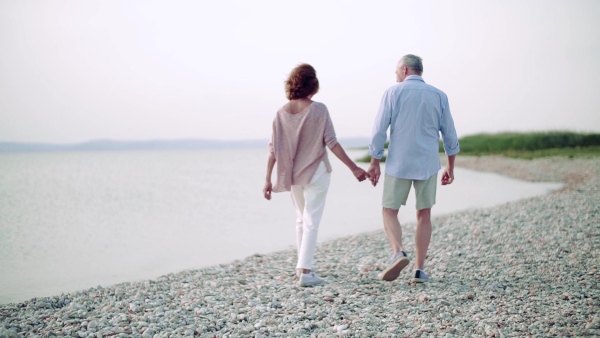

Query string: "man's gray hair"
[[400, 54, 423, 75]]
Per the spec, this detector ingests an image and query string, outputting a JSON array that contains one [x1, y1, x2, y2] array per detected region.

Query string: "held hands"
[[265, 164, 371, 200], [263, 181, 273, 200]]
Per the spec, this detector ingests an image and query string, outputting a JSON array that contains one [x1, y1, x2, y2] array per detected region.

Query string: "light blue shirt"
[[368, 75, 460, 180]]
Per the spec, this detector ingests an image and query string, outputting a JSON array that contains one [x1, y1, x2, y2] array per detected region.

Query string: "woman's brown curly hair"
[[285, 64, 319, 100]]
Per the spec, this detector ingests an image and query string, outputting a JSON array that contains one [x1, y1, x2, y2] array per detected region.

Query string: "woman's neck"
[[285, 98, 313, 114]]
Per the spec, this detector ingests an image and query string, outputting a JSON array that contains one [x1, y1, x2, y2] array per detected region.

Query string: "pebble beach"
[[1, 156, 598, 337]]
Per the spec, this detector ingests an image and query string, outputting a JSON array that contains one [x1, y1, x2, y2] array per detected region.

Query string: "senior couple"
[[263, 54, 460, 287]]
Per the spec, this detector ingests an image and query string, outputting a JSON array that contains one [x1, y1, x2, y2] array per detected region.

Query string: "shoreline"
[[1, 156, 598, 337]]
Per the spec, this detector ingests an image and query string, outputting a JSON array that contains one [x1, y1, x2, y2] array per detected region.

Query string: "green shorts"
[[382, 173, 438, 210]]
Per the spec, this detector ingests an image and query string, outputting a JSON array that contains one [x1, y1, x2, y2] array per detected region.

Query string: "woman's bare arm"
[[329, 144, 369, 182], [263, 157, 276, 200]]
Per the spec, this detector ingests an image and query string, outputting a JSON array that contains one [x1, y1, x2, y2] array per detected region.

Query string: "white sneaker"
[[299, 272, 326, 287], [379, 251, 410, 281], [412, 269, 430, 283]]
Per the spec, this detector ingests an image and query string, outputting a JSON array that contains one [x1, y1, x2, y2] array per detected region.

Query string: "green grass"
[[457, 131, 600, 153], [356, 132, 600, 162]]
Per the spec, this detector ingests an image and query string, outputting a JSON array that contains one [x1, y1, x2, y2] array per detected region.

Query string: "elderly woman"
[[263, 63, 368, 287]]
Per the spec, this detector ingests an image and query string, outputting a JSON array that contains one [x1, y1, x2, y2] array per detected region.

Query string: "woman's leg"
[[290, 185, 305, 264], [296, 163, 330, 271]]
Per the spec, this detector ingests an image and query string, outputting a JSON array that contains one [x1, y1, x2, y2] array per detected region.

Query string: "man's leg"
[[382, 207, 404, 254], [415, 208, 432, 270], [380, 206, 410, 281], [379, 174, 411, 281], [413, 173, 437, 272], [382, 174, 411, 254]]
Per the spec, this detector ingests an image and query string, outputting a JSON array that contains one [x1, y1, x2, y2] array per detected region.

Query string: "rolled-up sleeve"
[[439, 95, 460, 156], [323, 108, 338, 149], [368, 89, 393, 159]]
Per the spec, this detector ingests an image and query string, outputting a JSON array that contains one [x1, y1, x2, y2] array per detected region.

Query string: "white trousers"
[[290, 161, 331, 271]]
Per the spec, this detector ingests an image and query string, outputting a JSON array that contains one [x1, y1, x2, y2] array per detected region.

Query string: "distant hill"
[[0, 137, 370, 153], [0, 139, 268, 152]]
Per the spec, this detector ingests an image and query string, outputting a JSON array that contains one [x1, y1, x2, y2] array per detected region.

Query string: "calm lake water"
[[0, 148, 562, 304]]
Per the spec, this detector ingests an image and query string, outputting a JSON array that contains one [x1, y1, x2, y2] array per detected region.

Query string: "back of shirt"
[[269, 101, 338, 192], [368, 75, 459, 180]]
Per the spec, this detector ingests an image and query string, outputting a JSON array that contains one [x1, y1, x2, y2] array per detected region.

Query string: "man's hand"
[[441, 167, 454, 185], [263, 181, 273, 200], [352, 167, 369, 182], [367, 160, 381, 187]]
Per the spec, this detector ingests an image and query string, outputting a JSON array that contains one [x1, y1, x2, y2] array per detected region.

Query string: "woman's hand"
[[264, 157, 276, 200], [329, 144, 369, 183], [352, 166, 369, 182], [263, 181, 273, 200]]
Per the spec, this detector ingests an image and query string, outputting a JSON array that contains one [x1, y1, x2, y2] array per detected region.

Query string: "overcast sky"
[[1, 0, 599, 144]]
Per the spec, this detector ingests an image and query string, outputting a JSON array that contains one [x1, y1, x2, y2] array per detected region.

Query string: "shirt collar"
[[405, 75, 424, 82]]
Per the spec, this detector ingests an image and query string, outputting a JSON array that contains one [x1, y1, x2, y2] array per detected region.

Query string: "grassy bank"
[[356, 131, 600, 162]]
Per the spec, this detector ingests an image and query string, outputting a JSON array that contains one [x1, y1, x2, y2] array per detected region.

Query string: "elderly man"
[[367, 54, 460, 283]]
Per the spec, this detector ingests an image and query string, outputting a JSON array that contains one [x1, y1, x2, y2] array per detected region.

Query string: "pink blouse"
[[268, 101, 338, 192]]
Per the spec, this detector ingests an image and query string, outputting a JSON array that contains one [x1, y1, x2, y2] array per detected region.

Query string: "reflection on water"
[[0, 149, 562, 304]]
